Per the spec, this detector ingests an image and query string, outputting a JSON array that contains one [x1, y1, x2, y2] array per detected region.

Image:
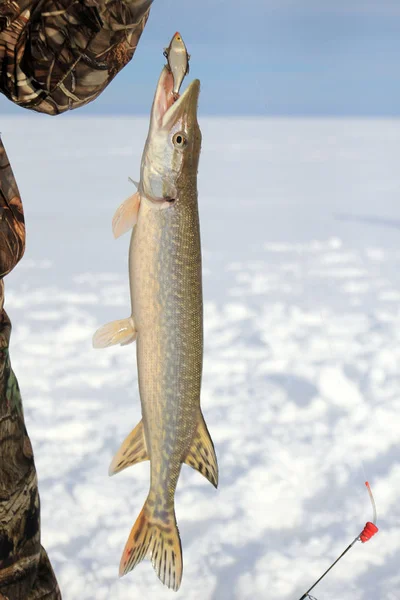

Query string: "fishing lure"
[[163, 32, 190, 98], [298, 481, 379, 600]]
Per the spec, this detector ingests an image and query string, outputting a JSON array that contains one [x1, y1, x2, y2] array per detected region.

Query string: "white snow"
[[3, 116, 400, 599]]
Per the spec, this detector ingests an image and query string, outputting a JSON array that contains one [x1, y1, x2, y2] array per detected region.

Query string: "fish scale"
[[132, 199, 203, 479]]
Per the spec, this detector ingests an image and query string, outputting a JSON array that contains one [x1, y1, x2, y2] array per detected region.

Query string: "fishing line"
[[297, 481, 379, 600], [365, 480, 377, 524]]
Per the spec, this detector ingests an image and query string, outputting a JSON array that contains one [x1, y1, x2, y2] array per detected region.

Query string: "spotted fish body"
[[93, 65, 218, 591]]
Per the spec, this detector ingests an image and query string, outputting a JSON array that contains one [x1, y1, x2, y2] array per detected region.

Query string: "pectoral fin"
[[92, 317, 136, 348], [109, 419, 148, 476], [184, 412, 218, 488], [112, 191, 140, 239]]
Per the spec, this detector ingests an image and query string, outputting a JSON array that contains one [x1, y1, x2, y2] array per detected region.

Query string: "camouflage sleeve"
[[0, 139, 61, 599], [0, 0, 152, 115], [0, 139, 25, 279]]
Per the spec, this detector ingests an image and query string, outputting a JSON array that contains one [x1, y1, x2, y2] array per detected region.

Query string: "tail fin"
[[119, 499, 183, 591]]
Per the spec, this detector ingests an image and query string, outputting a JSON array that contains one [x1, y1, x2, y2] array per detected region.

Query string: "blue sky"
[[1, 0, 400, 116]]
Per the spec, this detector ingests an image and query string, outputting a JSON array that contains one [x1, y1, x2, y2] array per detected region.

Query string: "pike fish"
[[93, 66, 218, 591], [164, 31, 190, 97]]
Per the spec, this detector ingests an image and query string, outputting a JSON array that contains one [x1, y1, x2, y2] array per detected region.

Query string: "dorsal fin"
[[184, 412, 218, 488]]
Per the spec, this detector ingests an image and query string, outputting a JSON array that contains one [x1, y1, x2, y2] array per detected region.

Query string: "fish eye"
[[172, 132, 187, 149]]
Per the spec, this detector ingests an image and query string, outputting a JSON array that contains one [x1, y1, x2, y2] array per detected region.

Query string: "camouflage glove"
[[0, 0, 152, 114]]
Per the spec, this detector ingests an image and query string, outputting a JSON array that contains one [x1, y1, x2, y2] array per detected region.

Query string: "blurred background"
[[1, 0, 400, 117]]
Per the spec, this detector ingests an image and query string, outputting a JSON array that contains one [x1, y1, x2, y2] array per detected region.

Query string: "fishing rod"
[[298, 481, 379, 600]]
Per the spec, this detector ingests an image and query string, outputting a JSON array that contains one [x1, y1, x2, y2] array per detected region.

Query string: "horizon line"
[[1, 112, 400, 120]]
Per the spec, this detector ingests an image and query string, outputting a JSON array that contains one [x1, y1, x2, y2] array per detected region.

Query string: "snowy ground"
[[3, 116, 400, 600]]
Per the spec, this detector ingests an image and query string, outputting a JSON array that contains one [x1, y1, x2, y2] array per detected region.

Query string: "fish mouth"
[[163, 78, 200, 128], [151, 66, 200, 130]]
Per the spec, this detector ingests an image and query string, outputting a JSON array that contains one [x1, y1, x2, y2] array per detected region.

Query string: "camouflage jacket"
[[0, 2, 152, 598]]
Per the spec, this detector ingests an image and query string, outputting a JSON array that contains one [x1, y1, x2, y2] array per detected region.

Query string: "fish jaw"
[[161, 76, 199, 131], [140, 67, 201, 205]]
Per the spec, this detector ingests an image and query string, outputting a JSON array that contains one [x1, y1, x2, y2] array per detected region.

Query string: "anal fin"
[[112, 191, 140, 239], [109, 419, 148, 476], [184, 411, 218, 488], [92, 317, 136, 348]]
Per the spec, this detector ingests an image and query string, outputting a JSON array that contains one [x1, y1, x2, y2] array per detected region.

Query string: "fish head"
[[141, 66, 201, 204]]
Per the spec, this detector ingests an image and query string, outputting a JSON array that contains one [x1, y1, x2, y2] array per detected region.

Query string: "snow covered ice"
[[3, 116, 400, 599]]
